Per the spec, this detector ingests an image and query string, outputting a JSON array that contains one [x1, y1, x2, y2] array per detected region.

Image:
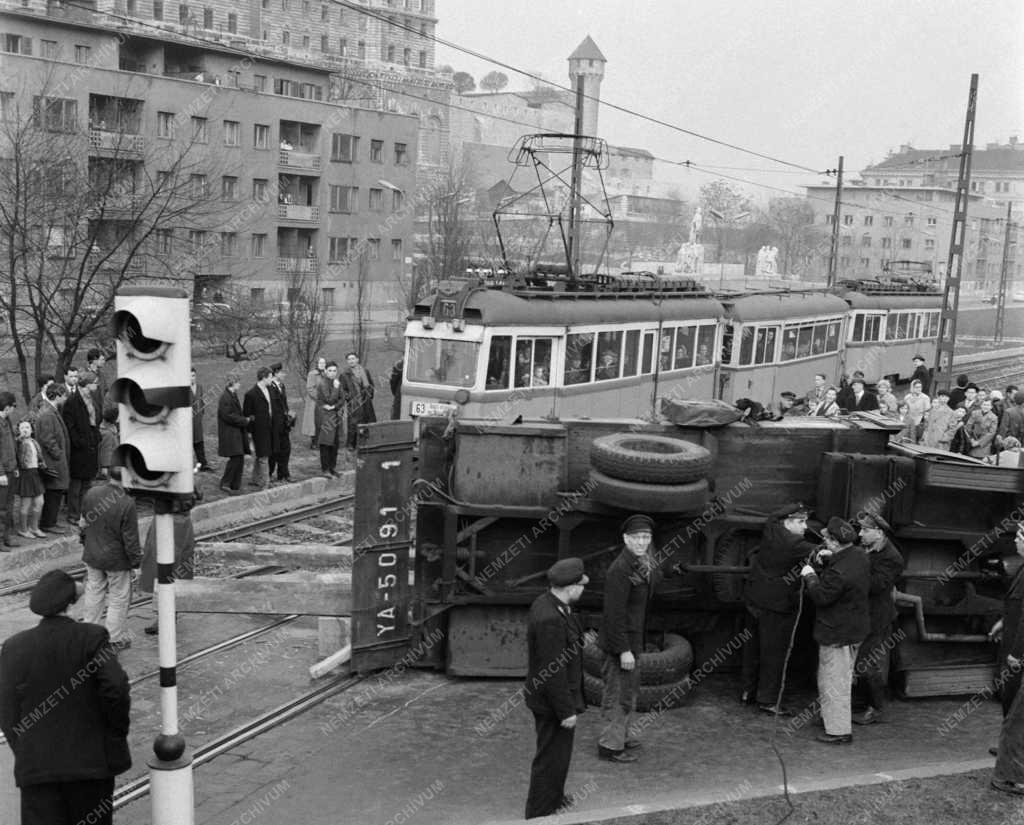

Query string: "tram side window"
[[485, 335, 511, 390], [595, 330, 622, 381], [852, 314, 865, 342], [755, 326, 777, 365], [721, 324, 735, 365], [674, 326, 695, 369], [796, 325, 813, 359], [826, 321, 840, 351], [781, 328, 798, 361], [565, 332, 593, 385], [811, 323, 828, 356], [896, 312, 911, 340], [926, 311, 939, 337], [406, 337, 478, 387], [514, 337, 554, 388], [622, 329, 640, 377], [640, 330, 656, 374], [855, 315, 881, 342], [659, 329, 674, 371], [886, 313, 898, 341], [696, 324, 715, 365], [738, 326, 755, 366]]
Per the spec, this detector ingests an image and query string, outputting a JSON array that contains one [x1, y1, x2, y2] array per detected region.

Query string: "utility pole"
[[566, 73, 586, 281], [933, 73, 978, 389], [826, 156, 844, 288], [994, 201, 1015, 343]]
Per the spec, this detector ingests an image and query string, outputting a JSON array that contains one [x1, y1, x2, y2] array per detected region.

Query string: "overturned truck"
[[353, 407, 1024, 699]]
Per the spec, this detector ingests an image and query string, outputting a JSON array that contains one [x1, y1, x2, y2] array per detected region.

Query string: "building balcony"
[[277, 256, 319, 274], [277, 204, 320, 222], [278, 149, 321, 171], [88, 130, 146, 156]]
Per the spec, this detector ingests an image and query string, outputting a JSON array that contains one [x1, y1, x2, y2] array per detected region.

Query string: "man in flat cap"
[[596, 513, 661, 762], [910, 354, 931, 395], [524, 557, 588, 818], [991, 523, 1024, 795], [0, 570, 131, 825], [742, 503, 817, 714], [775, 391, 808, 419], [852, 511, 904, 725], [800, 516, 869, 744]]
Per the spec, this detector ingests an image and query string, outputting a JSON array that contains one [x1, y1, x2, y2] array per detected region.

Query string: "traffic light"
[[110, 286, 193, 498]]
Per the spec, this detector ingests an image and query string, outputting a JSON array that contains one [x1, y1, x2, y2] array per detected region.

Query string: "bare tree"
[[351, 249, 370, 363], [418, 159, 479, 288], [766, 197, 818, 276], [193, 288, 280, 362], [282, 270, 330, 375]]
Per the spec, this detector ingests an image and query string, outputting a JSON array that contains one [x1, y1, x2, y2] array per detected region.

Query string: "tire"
[[582, 634, 693, 685], [588, 469, 708, 513], [590, 433, 712, 484], [582, 672, 692, 712]]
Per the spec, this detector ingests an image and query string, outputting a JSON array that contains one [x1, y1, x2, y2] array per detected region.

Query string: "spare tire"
[[588, 469, 708, 514], [590, 433, 713, 484], [582, 672, 692, 712], [582, 634, 693, 685]]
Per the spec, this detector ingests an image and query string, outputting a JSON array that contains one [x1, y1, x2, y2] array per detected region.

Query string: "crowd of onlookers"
[[764, 354, 1023, 467]]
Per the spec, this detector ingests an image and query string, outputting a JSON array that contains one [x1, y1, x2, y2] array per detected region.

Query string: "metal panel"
[[351, 421, 416, 672]]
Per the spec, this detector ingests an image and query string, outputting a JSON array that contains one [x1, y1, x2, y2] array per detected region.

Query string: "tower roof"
[[569, 36, 606, 63]]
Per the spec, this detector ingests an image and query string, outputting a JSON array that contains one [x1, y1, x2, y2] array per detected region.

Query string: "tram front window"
[[407, 337, 478, 388]]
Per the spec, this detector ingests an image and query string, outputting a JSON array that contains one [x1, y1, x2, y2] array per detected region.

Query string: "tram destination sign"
[[351, 420, 416, 672]]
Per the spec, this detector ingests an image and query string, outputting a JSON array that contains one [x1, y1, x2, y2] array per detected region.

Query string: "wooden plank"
[[176, 573, 352, 615], [199, 542, 352, 568]]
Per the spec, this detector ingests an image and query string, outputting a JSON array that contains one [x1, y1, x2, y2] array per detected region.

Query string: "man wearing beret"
[[524, 557, 588, 818], [0, 570, 132, 824], [991, 524, 1024, 795], [597, 514, 661, 762], [800, 516, 870, 744], [742, 503, 817, 714], [852, 512, 905, 725]]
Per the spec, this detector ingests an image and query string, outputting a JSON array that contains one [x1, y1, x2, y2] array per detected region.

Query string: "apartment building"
[[1, 0, 420, 309]]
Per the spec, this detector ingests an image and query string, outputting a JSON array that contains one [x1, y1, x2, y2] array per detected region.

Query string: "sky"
[[435, 0, 1024, 204]]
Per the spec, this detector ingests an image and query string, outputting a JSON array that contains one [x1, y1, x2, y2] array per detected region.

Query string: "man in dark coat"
[[800, 516, 870, 744], [997, 390, 1024, 450], [524, 557, 588, 819], [0, 391, 20, 549], [267, 362, 293, 482], [742, 503, 817, 713], [191, 368, 213, 472], [61, 367, 99, 525], [243, 367, 274, 490], [79, 467, 142, 650], [315, 361, 345, 476], [342, 352, 375, 450], [991, 524, 1024, 794], [948, 374, 970, 411], [217, 378, 252, 493], [0, 569, 131, 825], [597, 513, 661, 762], [846, 377, 879, 412], [36, 384, 70, 533], [389, 359, 404, 421], [852, 511, 905, 725], [910, 354, 931, 395], [84, 348, 113, 417]]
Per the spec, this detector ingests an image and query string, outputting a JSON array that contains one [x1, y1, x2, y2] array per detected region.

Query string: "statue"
[[766, 246, 778, 275], [689, 207, 703, 244], [675, 241, 704, 275]]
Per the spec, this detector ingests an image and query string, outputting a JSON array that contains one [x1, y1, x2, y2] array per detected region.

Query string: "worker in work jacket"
[[741, 503, 817, 713]]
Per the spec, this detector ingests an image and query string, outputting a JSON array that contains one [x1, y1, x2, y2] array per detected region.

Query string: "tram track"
[[112, 672, 366, 810]]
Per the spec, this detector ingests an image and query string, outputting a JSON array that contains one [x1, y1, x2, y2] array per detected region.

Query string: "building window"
[[825, 214, 834, 225], [329, 236, 355, 262], [842, 214, 853, 226], [861, 234, 871, 247], [881, 237, 891, 249], [331, 133, 358, 162], [156, 229, 173, 254], [254, 75, 267, 92], [391, 238, 403, 261], [863, 215, 873, 226], [251, 234, 266, 257], [191, 116, 208, 143], [188, 229, 206, 251], [221, 176, 238, 200], [0, 92, 14, 121], [157, 111, 175, 138], [883, 216, 893, 227], [370, 140, 383, 162], [302, 35, 310, 49], [329, 185, 358, 212], [859, 258, 870, 268], [368, 188, 383, 211], [925, 238, 935, 251], [282, 31, 290, 45], [223, 120, 240, 146], [252, 178, 268, 201], [386, 44, 395, 62], [419, 50, 426, 68], [221, 232, 237, 256], [33, 97, 77, 132], [927, 217, 937, 227], [1, 35, 32, 55], [74, 45, 91, 64], [322, 4, 329, 20], [394, 143, 408, 165], [322, 287, 335, 306], [357, 40, 366, 59], [203, 7, 213, 28], [153, 0, 163, 20], [367, 238, 380, 260], [904, 215, 914, 226], [339, 38, 347, 56], [190, 174, 209, 198], [228, 13, 237, 33], [392, 190, 404, 211], [179, 4, 190, 24], [321, 34, 329, 51], [41, 40, 60, 59], [901, 238, 912, 249], [251, 287, 265, 303], [254, 123, 269, 149]]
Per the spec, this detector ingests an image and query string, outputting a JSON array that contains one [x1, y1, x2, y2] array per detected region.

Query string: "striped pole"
[[148, 502, 195, 825]]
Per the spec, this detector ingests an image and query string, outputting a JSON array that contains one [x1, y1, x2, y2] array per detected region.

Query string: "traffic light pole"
[[149, 499, 194, 825]]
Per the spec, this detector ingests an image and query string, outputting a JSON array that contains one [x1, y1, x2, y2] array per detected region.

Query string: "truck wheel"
[[582, 634, 693, 685], [588, 469, 708, 513], [590, 433, 712, 484], [582, 672, 692, 712]]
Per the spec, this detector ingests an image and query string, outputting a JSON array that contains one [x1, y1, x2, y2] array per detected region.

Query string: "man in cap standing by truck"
[[524, 557, 588, 819], [852, 511, 905, 725], [800, 516, 870, 744], [597, 513, 661, 763], [991, 523, 1024, 794]]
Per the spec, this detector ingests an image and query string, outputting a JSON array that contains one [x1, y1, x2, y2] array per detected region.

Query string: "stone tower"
[[567, 35, 606, 137]]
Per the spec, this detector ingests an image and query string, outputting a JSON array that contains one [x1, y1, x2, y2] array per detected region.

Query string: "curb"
[[0, 471, 354, 583]]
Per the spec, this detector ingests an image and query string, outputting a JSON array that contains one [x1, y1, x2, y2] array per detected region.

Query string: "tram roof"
[[448, 289, 726, 326], [722, 291, 849, 323], [841, 291, 944, 310]]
